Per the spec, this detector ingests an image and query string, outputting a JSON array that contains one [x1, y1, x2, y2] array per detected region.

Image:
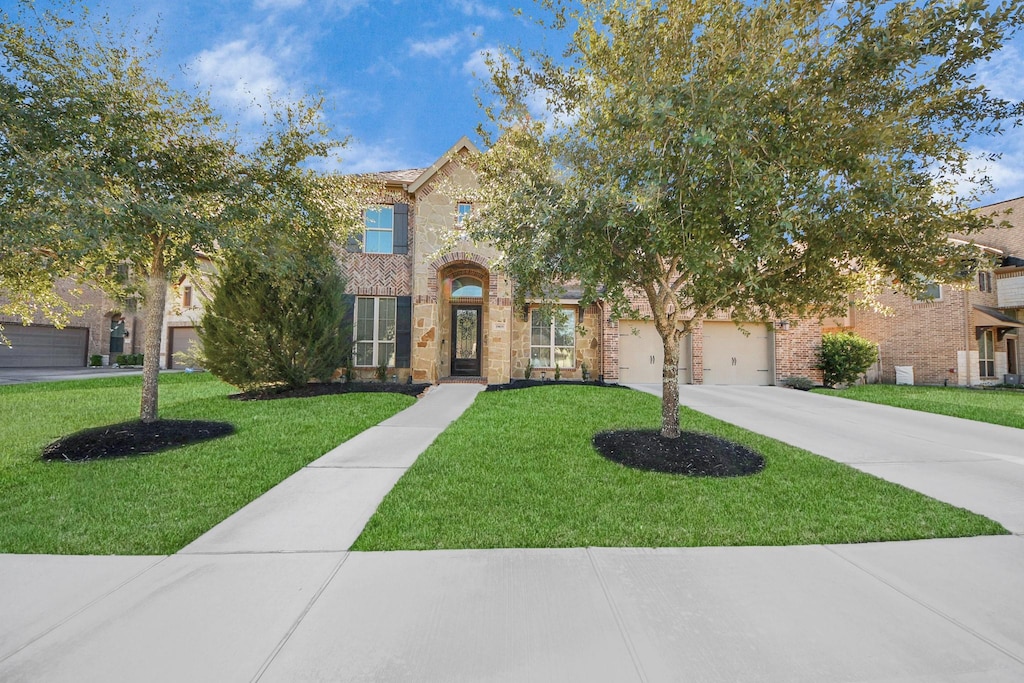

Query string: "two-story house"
[[843, 195, 1024, 386], [343, 137, 824, 386]]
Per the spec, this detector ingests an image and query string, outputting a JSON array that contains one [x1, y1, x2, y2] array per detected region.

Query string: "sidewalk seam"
[[823, 545, 1024, 667], [585, 548, 649, 683], [250, 552, 352, 682], [0, 555, 169, 666]]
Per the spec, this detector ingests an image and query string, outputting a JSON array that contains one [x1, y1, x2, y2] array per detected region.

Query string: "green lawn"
[[353, 386, 1005, 550], [814, 384, 1024, 430], [0, 373, 413, 555]]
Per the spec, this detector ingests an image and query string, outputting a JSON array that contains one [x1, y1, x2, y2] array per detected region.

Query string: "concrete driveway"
[[632, 384, 1024, 534]]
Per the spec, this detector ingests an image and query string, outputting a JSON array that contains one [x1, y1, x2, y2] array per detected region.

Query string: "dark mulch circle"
[[231, 381, 431, 401], [486, 379, 630, 392], [592, 429, 765, 477], [41, 420, 236, 462]]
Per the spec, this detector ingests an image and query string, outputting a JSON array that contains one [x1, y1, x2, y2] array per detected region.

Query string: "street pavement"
[[1, 384, 1022, 682]]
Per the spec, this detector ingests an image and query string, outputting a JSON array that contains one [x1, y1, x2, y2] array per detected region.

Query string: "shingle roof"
[[372, 168, 428, 184]]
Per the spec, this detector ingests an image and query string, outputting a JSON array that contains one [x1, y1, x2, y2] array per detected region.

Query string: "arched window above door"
[[451, 276, 483, 298]]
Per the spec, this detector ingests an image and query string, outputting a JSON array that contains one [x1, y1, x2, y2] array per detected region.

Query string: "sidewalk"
[[2, 384, 1023, 681]]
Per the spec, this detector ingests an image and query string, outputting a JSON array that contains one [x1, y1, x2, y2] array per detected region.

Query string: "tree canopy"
[[466, 0, 1024, 436], [0, 0, 365, 421]]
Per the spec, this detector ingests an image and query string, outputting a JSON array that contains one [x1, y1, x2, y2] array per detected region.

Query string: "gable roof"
[[407, 136, 480, 195]]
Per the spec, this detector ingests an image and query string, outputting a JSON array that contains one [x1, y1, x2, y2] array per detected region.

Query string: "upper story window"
[[182, 286, 193, 308], [451, 277, 483, 298], [978, 271, 993, 293], [456, 202, 472, 227], [364, 206, 394, 254], [914, 282, 942, 302]]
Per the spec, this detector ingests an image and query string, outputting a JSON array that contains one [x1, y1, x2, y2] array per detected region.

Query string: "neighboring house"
[[159, 258, 214, 370], [344, 137, 824, 386], [841, 195, 1024, 386], [0, 278, 142, 368]]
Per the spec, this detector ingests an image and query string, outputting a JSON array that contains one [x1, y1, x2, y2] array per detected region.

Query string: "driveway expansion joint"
[[585, 547, 649, 683], [823, 545, 1024, 668]]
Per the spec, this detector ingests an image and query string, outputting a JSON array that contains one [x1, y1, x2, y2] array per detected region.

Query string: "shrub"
[[524, 360, 533, 380], [554, 364, 561, 381], [816, 332, 878, 388], [199, 251, 351, 392], [89, 354, 102, 367], [783, 376, 815, 391]]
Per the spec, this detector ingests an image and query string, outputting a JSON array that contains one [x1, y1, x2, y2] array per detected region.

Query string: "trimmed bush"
[[817, 332, 878, 388], [199, 251, 351, 391], [784, 376, 815, 391]]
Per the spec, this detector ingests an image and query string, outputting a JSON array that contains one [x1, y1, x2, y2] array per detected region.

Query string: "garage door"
[[701, 322, 773, 385], [618, 321, 690, 384], [0, 324, 88, 368], [168, 327, 201, 369]]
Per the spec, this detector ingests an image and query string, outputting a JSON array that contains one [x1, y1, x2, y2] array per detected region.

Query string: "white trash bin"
[[895, 366, 914, 385]]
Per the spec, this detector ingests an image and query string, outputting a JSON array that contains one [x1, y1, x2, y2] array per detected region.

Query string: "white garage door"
[[618, 321, 690, 384], [701, 322, 773, 385], [0, 325, 88, 368], [168, 327, 201, 369]]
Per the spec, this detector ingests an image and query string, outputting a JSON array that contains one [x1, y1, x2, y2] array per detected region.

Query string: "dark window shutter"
[[396, 295, 412, 368], [342, 294, 356, 361], [345, 231, 363, 253], [393, 203, 409, 255]]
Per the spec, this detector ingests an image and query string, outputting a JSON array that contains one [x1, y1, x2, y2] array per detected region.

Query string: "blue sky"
[[10, 0, 1024, 204]]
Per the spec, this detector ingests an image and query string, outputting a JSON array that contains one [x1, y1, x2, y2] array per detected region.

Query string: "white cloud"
[[254, 0, 306, 10], [410, 27, 483, 59], [338, 141, 421, 174], [191, 39, 293, 120], [450, 0, 502, 19], [942, 139, 1024, 205], [976, 45, 1020, 103], [462, 46, 502, 78]]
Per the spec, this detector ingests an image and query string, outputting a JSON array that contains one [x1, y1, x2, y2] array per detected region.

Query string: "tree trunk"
[[140, 256, 167, 423], [659, 328, 680, 438]]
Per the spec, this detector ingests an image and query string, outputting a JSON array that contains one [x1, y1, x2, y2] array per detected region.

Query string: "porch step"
[[438, 376, 488, 385]]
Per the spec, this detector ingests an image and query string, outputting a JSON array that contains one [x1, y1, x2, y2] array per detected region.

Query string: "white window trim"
[[364, 206, 394, 254], [530, 307, 576, 369], [455, 202, 472, 227], [913, 282, 942, 303], [354, 296, 396, 367], [979, 329, 996, 378]]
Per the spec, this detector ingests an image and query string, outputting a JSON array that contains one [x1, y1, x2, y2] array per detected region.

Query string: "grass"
[[0, 373, 414, 555], [353, 386, 1006, 550], [814, 384, 1024, 430]]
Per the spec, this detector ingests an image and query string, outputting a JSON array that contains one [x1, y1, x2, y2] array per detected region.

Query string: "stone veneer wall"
[[509, 303, 602, 380]]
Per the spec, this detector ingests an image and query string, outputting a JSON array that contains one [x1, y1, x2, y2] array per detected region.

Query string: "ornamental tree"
[[0, 1, 364, 421], [467, 0, 1023, 437]]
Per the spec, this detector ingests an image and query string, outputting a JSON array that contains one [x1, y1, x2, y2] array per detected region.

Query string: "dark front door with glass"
[[451, 305, 481, 376]]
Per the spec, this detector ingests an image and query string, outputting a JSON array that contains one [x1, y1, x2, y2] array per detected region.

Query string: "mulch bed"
[[41, 420, 236, 462], [592, 429, 765, 477], [231, 382, 432, 401], [486, 379, 630, 392]]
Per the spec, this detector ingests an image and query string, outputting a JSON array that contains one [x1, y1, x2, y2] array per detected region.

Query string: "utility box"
[[895, 366, 914, 385], [1005, 374, 1021, 386]]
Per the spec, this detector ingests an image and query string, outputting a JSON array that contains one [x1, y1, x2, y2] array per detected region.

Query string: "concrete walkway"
[[2, 384, 1024, 681]]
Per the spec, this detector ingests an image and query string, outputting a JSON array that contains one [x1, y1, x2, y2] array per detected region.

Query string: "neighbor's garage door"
[[167, 326, 200, 369], [618, 321, 690, 384], [701, 322, 773, 385], [0, 325, 88, 368]]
